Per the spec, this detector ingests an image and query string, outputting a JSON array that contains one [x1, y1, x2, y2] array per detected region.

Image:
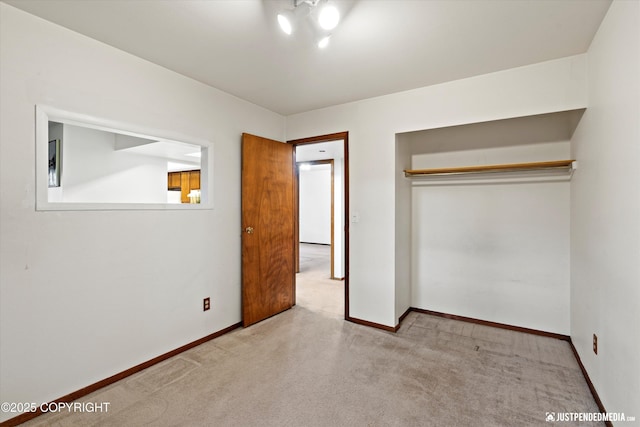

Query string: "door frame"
[[288, 132, 349, 319]]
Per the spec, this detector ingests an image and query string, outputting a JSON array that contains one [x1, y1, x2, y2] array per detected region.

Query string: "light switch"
[[351, 212, 360, 223]]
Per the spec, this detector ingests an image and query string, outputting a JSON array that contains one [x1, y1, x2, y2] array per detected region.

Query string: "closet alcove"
[[395, 109, 585, 334]]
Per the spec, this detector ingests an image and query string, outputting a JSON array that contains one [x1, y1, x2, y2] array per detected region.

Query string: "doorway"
[[290, 132, 349, 319], [298, 159, 335, 276]]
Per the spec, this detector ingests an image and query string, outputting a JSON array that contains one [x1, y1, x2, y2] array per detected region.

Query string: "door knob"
[[245, 227, 254, 234]]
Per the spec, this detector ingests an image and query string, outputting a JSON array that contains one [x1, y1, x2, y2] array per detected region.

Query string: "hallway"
[[296, 243, 343, 319]]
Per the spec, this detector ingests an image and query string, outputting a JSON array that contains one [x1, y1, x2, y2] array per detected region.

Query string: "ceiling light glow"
[[318, 35, 331, 49], [318, 4, 340, 30], [277, 12, 293, 35]]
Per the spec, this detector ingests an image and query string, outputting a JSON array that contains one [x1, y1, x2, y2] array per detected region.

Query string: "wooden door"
[[242, 133, 295, 327]]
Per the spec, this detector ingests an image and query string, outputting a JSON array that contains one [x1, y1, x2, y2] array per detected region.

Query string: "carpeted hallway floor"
[[23, 244, 602, 426], [295, 243, 344, 319]]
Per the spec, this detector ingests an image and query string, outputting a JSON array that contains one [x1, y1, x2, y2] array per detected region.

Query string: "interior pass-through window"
[[36, 106, 213, 211]]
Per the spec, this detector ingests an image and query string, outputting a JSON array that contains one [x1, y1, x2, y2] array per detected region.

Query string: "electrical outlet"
[[593, 334, 598, 355], [203, 297, 210, 311]]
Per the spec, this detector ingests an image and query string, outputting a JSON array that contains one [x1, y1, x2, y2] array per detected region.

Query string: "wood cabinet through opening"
[[167, 170, 201, 203]]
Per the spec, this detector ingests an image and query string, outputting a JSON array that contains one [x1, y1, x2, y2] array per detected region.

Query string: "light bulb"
[[318, 35, 331, 49], [318, 4, 340, 30], [277, 12, 293, 35]]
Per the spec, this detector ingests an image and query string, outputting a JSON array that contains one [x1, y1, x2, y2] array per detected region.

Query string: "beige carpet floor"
[[23, 244, 601, 426], [295, 243, 344, 318]]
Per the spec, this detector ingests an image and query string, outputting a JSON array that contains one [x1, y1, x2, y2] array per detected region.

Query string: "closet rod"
[[404, 160, 575, 177]]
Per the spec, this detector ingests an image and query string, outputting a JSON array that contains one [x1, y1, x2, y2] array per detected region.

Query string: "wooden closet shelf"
[[404, 160, 576, 177]]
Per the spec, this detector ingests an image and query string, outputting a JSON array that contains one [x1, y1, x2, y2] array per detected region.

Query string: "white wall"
[[0, 4, 284, 422], [410, 143, 571, 334], [299, 165, 331, 244], [287, 55, 587, 327], [59, 124, 167, 203], [333, 157, 345, 279], [394, 135, 412, 322], [571, 0, 640, 416], [412, 182, 570, 333]]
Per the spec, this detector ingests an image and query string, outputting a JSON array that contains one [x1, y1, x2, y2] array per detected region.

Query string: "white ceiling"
[[121, 140, 201, 167], [4, 0, 611, 115]]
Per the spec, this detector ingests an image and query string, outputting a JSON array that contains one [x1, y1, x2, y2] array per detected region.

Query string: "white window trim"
[[35, 105, 214, 211]]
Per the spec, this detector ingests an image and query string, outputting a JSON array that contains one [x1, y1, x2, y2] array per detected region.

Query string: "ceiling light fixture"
[[277, 1, 312, 36], [318, 3, 340, 30], [277, 0, 340, 48]]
